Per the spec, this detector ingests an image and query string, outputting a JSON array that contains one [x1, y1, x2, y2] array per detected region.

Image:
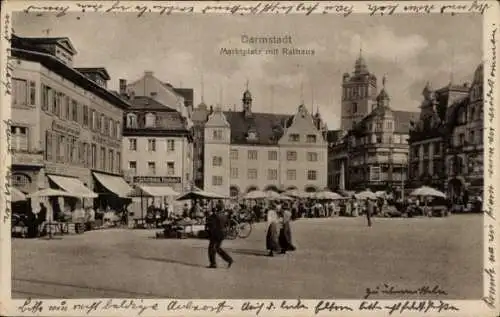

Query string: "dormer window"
[[247, 131, 258, 141], [289, 134, 300, 142], [126, 113, 138, 128], [213, 130, 223, 140], [145, 112, 156, 128], [306, 134, 317, 143]]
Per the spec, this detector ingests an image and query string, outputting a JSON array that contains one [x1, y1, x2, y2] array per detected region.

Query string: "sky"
[[14, 12, 482, 129]]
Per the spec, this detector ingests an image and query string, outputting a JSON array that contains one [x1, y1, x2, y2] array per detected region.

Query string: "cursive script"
[[3, 119, 13, 223], [314, 301, 354, 314], [364, 283, 447, 299], [384, 300, 459, 315], [166, 300, 234, 314]]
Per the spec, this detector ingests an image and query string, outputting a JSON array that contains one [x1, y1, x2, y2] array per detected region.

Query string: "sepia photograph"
[[4, 3, 489, 306]]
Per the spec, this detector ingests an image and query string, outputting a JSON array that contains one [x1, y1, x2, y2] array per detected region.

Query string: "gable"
[[206, 110, 230, 128], [56, 38, 77, 55], [279, 106, 324, 145]]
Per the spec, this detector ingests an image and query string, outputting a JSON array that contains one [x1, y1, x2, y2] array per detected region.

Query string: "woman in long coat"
[[266, 203, 280, 257], [278, 204, 296, 254]]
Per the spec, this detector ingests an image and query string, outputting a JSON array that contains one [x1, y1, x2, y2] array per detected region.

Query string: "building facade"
[[121, 96, 193, 193], [408, 64, 484, 203], [10, 35, 132, 211], [204, 88, 328, 197], [191, 103, 211, 189]]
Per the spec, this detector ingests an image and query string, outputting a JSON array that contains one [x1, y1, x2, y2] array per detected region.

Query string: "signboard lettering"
[[13, 153, 44, 165], [133, 176, 181, 184], [92, 134, 121, 149], [52, 121, 80, 136]]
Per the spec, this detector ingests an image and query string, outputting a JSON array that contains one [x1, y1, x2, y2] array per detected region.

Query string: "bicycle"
[[225, 210, 253, 240]]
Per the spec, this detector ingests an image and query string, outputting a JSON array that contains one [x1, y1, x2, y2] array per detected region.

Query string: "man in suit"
[[366, 198, 373, 227], [206, 207, 233, 269]]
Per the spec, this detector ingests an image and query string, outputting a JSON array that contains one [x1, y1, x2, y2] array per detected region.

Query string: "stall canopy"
[[93, 172, 133, 198], [48, 175, 97, 198], [129, 185, 179, 197]]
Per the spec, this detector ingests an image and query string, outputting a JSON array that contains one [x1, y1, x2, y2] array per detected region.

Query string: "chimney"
[[119, 79, 127, 96]]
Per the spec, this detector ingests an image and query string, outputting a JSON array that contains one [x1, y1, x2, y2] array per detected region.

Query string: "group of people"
[[204, 200, 297, 269]]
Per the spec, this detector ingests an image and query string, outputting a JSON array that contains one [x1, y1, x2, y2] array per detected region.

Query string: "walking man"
[[206, 207, 233, 269], [366, 198, 373, 227]]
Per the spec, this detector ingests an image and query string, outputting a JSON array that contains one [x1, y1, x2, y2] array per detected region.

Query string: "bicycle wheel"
[[237, 222, 252, 239], [226, 219, 238, 240]]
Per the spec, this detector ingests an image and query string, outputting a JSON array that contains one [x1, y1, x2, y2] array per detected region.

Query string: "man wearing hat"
[[366, 198, 374, 227], [206, 207, 233, 268]]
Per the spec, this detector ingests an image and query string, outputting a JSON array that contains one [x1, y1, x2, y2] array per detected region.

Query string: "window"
[[109, 119, 114, 137], [213, 129, 223, 140], [167, 162, 175, 176], [129, 138, 137, 151], [56, 135, 64, 162], [307, 152, 318, 162], [116, 151, 121, 173], [41, 85, 50, 110], [91, 110, 97, 130], [230, 167, 238, 179], [459, 133, 465, 146], [51, 91, 59, 115], [167, 139, 175, 151], [45, 131, 52, 161], [116, 122, 121, 139], [370, 166, 381, 181], [10, 126, 28, 151], [212, 156, 223, 166], [287, 169, 296, 180], [147, 139, 156, 151], [267, 169, 278, 180], [145, 112, 156, 128], [352, 102, 358, 113], [82, 143, 88, 167], [423, 144, 429, 157], [13, 79, 27, 106], [108, 149, 114, 172], [307, 170, 317, 181], [287, 151, 297, 161], [100, 114, 105, 133], [376, 135, 382, 143], [230, 149, 239, 160], [96, 112, 102, 131], [91, 144, 97, 169], [434, 142, 441, 155], [72, 99, 78, 122], [268, 150, 278, 160], [126, 113, 137, 128], [248, 150, 258, 160], [69, 138, 76, 163], [212, 176, 223, 186], [148, 162, 156, 175], [100, 147, 106, 170], [103, 116, 109, 135], [29, 81, 36, 105], [306, 135, 317, 143], [247, 169, 258, 179], [289, 134, 300, 142], [129, 161, 137, 174], [469, 131, 475, 144]]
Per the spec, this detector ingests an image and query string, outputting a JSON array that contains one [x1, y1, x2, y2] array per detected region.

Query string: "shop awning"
[[48, 175, 98, 198], [93, 172, 133, 198], [11, 187, 26, 202], [130, 185, 180, 197]]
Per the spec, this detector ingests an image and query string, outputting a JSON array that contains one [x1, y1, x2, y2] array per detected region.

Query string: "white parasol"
[[410, 186, 446, 198]]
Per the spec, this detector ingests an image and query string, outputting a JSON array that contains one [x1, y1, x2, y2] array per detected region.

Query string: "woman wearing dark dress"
[[266, 203, 280, 256], [278, 204, 296, 254]]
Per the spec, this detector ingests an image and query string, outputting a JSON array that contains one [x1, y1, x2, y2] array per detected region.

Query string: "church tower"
[[341, 50, 378, 130]]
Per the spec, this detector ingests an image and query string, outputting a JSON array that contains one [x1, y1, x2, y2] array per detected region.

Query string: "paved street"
[[12, 215, 482, 299]]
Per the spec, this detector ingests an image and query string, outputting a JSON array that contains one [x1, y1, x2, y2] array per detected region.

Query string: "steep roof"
[[355, 108, 418, 134], [223, 111, 292, 146], [192, 106, 210, 123], [15, 36, 77, 55], [128, 96, 177, 111], [326, 130, 344, 143]]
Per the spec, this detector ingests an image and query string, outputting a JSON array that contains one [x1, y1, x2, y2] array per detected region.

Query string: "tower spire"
[[200, 73, 205, 103], [450, 46, 455, 85], [382, 74, 387, 89], [311, 85, 314, 113], [245, 78, 249, 91], [300, 80, 304, 105]]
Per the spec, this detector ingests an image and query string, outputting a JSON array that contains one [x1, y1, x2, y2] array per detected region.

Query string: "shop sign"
[[133, 176, 181, 184], [13, 152, 44, 166], [52, 121, 80, 136], [92, 134, 121, 148]]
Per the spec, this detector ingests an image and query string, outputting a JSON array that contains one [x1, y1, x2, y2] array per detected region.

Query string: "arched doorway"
[[229, 185, 240, 198], [246, 185, 258, 193], [448, 178, 465, 204], [11, 173, 32, 193], [286, 186, 298, 190], [304, 186, 317, 193], [264, 185, 279, 192]]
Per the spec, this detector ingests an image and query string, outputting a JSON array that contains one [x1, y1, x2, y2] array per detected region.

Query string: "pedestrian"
[[366, 198, 373, 227], [206, 207, 233, 269], [278, 203, 296, 254], [266, 202, 280, 257]]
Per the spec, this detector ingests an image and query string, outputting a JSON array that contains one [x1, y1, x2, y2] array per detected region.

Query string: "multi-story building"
[[408, 63, 483, 203], [328, 55, 418, 195], [10, 35, 132, 212], [121, 95, 193, 194], [204, 87, 328, 197], [191, 101, 211, 189]]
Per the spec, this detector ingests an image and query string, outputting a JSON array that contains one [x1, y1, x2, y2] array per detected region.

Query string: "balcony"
[[12, 150, 44, 166]]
